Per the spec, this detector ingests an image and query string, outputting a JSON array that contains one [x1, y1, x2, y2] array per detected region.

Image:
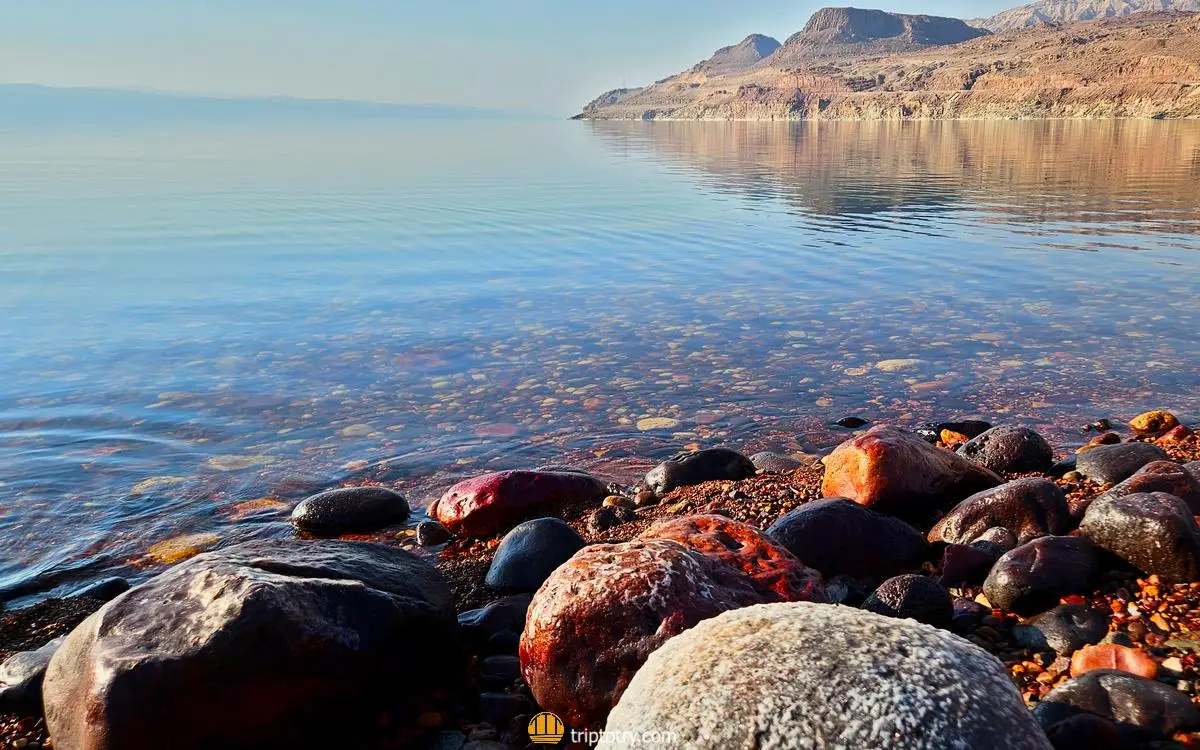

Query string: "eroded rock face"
[[822, 426, 1001, 518], [600, 602, 1053, 750], [485, 518, 586, 593], [433, 470, 608, 537], [43, 540, 459, 750], [290, 486, 409, 533], [519, 540, 767, 731], [929, 478, 1071, 546], [861, 574, 953, 629], [1035, 669, 1200, 739], [767, 498, 927, 579], [639, 515, 824, 602], [1079, 492, 1200, 582], [644, 448, 756, 495], [983, 536, 1098, 616], [1075, 443, 1168, 485], [1075, 461, 1200, 519], [958, 426, 1055, 474]]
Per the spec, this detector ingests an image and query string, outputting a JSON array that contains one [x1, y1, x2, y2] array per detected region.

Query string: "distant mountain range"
[[576, 7, 1200, 121], [0, 84, 506, 126], [975, 0, 1200, 32]]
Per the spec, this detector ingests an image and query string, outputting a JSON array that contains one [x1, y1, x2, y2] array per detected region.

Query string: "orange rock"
[[1069, 644, 1158, 679], [1130, 410, 1180, 437], [940, 429, 970, 446], [822, 426, 1002, 517]]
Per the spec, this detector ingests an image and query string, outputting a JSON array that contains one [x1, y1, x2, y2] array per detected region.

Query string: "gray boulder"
[[599, 602, 1052, 750], [0, 636, 65, 712], [43, 540, 459, 750], [1076, 443, 1168, 485], [983, 536, 1097, 616], [1079, 491, 1200, 582], [958, 426, 1055, 474], [485, 517, 586, 592], [1035, 669, 1200, 739], [290, 485, 410, 533]]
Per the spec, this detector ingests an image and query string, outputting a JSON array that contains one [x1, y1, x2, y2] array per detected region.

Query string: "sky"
[[0, 0, 1018, 114]]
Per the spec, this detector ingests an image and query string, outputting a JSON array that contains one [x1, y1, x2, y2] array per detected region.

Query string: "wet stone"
[[767, 498, 926, 579], [644, 448, 756, 495], [1012, 604, 1108, 656], [929, 478, 1071, 546], [1079, 460, 1200, 518], [1044, 714, 1123, 750], [1079, 491, 1200, 582], [416, 520, 452, 547], [290, 485, 410, 534], [1035, 669, 1200, 740], [1075, 443, 1168, 485], [983, 536, 1098, 616], [861, 574, 953, 629], [957, 426, 1055, 475], [749, 451, 804, 474], [485, 518, 586, 593]]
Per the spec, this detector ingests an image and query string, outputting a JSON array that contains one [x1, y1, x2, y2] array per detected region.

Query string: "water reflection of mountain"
[[588, 120, 1200, 225]]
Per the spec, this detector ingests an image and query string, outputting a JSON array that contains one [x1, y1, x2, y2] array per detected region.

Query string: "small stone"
[[1076, 443, 1169, 485], [1044, 713, 1122, 750], [634, 488, 659, 508], [1013, 604, 1108, 655], [1080, 492, 1200, 582], [1063, 471, 1083, 482], [929, 478, 1071, 546], [415, 520, 450, 546], [834, 416, 869, 429], [587, 505, 635, 534], [458, 595, 532, 645], [1069, 644, 1158, 679], [749, 452, 804, 474], [1129, 410, 1180, 437], [637, 417, 680, 432], [767, 498, 926, 579], [290, 486, 410, 534], [485, 518, 586, 592], [645, 448, 756, 495], [861, 574, 953, 629], [602, 495, 633, 509]]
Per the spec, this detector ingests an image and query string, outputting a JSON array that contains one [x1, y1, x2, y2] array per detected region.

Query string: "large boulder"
[[1075, 443, 1168, 485], [1079, 492, 1200, 582], [767, 498, 926, 579], [983, 536, 1098, 616], [432, 470, 608, 537], [958, 426, 1055, 474], [639, 515, 825, 602], [929, 478, 1071, 546], [290, 486, 409, 533], [485, 518, 586, 592], [519, 539, 767, 731], [1035, 669, 1200, 740], [644, 448, 755, 495], [1075, 461, 1200, 519], [43, 540, 459, 750], [600, 602, 1053, 750], [822, 426, 1001, 518]]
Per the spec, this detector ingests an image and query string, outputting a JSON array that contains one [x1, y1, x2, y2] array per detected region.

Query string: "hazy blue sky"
[[0, 1, 1016, 114]]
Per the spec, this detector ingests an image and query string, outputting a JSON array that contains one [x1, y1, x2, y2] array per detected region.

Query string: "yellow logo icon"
[[527, 711, 566, 745]]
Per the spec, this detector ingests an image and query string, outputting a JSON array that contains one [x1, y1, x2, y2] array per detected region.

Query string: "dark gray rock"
[[587, 505, 636, 533], [416, 520, 452, 547], [1035, 669, 1200, 739], [939, 542, 1003, 587], [929, 478, 1071, 546], [458, 595, 532, 645], [600, 602, 1053, 750], [74, 577, 132, 603], [1080, 492, 1200, 582], [975, 526, 1019, 550], [1076, 460, 1200, 518], [43, 540, 458, 750], [485, 518, 585, 592], [1043, 714, 1123, 750], [645, 448, 755, 495], [1012, 604, 1108, 655], [861, 574, 953, 629], [983, 536, 1098, 616], [290, 486, 410, 533], [767, 498, 926, 579], [1075, 443, 1168, 485], [1187, 461, 1200, 483], [0, 636, 64, 712], [958, 426, 1054, 474], [951, 597, 991, 632], [749, 451, 804, 474], [477, 692, 532, 727], [834, 416, 869, 429]]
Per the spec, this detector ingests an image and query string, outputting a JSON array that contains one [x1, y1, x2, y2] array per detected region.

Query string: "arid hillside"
[[577, 11, 1200, 121], [976, 0, 1200, 32]]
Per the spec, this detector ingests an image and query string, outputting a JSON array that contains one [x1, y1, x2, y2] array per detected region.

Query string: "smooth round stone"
[[983, 536, 1098, 616], [929, 478, 1071, 546], [485, 518, 585, 592], [767, 498, 926, 579], [1035, 669, 1200, 740], [957, 426, 1055, 474], [290, 486, 410, 533], [1013, 604, 1108, 655], [1075, 443, 1168, 485], [749, 451, 804, 474], [416, 520, 452, 547], [1079, 491, 1200, 582], [645, 448, 756, 495]]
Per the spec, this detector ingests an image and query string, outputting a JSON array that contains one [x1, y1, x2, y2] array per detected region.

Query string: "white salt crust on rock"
[[599, 602, 1052, 750]]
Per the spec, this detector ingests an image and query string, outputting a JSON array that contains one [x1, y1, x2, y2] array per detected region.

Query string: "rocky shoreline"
[[3, 408, 1200, 749]]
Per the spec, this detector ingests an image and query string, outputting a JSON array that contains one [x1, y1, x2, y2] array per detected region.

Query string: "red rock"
[[519, 539, 768, 731], [433, 470, 608, 537], [822, 426, 1002, 518], [639, 515, 825, 602], [1069, 644, 1158, 679], [1161, 424, 1195, 443]]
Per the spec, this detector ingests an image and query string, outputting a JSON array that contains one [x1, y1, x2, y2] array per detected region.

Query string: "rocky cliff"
[[576, 10, 1200, 121], [700, 34, 782, 75], [976, 0, 1200, 32], [771, 7, 988, 65]]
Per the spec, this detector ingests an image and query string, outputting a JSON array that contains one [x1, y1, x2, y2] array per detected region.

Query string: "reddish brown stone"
[[1069, 644, 1158, 679], [433, 470, 608, 537], [639, 515, 825, 602], [1076, 460, 1200, 518], [1161, 424, 1195, 443], [929, 478, 1071, 546], [822, 426, 1002, 518], [1130, 410, 1180, 437], [519, 539, 768, 731]]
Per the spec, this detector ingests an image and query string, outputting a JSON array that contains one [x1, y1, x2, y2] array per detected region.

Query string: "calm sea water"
[[1, 117, 1198, 601]]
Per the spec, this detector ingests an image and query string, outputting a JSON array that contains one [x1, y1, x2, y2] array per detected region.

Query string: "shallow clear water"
[[1, 117, 1198, 601]]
